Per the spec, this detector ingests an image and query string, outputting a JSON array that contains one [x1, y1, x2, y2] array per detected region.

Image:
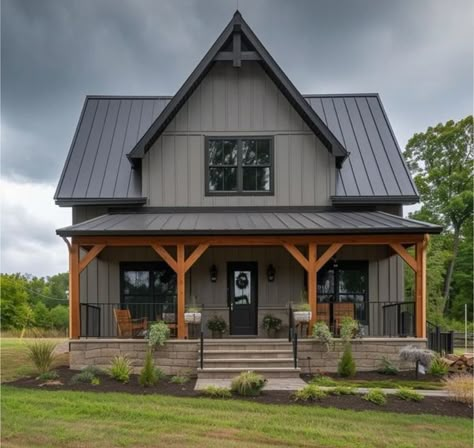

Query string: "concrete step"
[[202, 342, 292, 351], [199, 349, 293, 359], [201, 358, 295, 368], [197, 367, 301, 379]]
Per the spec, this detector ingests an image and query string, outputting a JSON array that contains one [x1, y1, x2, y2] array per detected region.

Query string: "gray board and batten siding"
[[55, 63, 418, 207], [79, 245, 404, 338]]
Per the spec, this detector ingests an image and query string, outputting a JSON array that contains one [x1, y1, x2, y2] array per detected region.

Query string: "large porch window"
[[120, 262, 177, 324]]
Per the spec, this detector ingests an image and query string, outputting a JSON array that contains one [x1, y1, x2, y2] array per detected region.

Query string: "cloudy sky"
[[1, 0, 473, 277]]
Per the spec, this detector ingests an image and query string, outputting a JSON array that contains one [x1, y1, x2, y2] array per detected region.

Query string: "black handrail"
[[292, 331, 298, 368], [288, 304, 294, 342]]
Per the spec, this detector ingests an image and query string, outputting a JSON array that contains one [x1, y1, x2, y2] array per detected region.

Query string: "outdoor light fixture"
[[332, 257, 338, 269], [267, 264, 276, 282], [210, 264, 218, 282]]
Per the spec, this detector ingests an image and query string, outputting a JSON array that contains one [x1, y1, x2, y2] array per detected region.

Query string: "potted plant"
[[184, 295, 202, 324], [207, 315, 227, 338], [293, 291, 312, 323], [262, 314, 282, 338]]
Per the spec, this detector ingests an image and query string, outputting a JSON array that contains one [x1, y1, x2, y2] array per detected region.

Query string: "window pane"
[[242, 140, 257, 165], [209, 167, 224, 191], [224, 167, 237, 190], [153, 269, 176, 296], [223, 140, 237, 165], [256, 140, 270, 164], [256, 167, 270, 191], [123, 271, 150, 295], [339, 269, 366, 294], [208, 140, 223, 165], [318, 269, 335, 296], [242, 167, 256, 190]]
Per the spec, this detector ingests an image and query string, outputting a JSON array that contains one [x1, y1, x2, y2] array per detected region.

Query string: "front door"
[[228, 262, 258, 335]]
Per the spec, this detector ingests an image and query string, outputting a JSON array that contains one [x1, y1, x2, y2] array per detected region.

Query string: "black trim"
[[56, 198, 148, 207], [331, 195, 420, 205], [204, 136, 274, 196]]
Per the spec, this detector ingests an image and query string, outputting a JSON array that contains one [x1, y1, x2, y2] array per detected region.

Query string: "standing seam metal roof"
[[55, 93, 418, 204]]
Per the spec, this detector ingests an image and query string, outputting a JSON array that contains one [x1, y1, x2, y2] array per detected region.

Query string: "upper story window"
[[206, 137, 273, 195]]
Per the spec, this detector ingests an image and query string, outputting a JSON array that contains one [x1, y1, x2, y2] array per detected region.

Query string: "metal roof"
[[55, 93, 418, 206], [56, 209, 441, 236]]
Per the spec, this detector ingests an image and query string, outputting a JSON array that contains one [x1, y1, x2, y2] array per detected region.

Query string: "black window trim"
[[205, 136, 275, 196]]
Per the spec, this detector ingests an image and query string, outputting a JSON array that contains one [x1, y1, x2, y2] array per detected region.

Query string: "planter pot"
[[211, 330, 223, 339], [265, 328, 279, 338], [184, 312, 202, 324], [293, 311, 312, 323]]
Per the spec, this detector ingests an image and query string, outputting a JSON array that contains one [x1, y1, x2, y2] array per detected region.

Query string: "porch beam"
[[415, 236, 428, 338], [282, 242, 309, 271], [69, 242, 80, 339], [72, 233, 426, 247], [78, 244, 106, 273], [151, 244, 178, 272], [389, 243, 417, 272], [184, 244, 209, 272], [315, 243, 343, 272], [176, 244, 186, 339]]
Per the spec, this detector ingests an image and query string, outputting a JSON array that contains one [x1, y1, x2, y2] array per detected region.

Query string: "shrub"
[[310, 375, 337, 387], [377, 357, 399, 375], [338, 344, 356, 377], [38, 370, 59, 381], [312, 322, 333, 351], [231, 371, 266, 396], [170, 375, 189, 384], [399, 345, 435, 367], [428, 356, 449, 377], [294, 384, 328, 401], [339, 317, 360, 343], [330, 386, 356, 396], [262, 314, 282, 332], [139, 350, 157, 387], [26, 340, 57, 374], [148, 321, 170, 348], [200, 386, 232, 399], [444, 374, 473, 404], [108, 355, 133, 383], [207, 315, 227, 334], [91, 377, 101, 386], [395, 388, 424, 402], [154, 367, 167, 381], [81, 365, 105, 377], [363, 388, 387, 405], [70, 370, 97, 384]]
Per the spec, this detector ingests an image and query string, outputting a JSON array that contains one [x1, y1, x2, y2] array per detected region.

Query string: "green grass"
[[2, 386, 472, 448], [1, 338, 67, 382]]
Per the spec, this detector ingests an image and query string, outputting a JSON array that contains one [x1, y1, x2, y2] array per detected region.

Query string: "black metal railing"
[[382, 302, 416, 337], [427, 321, 454, 354], [288, 304, 295, 342], [200, 322, 204, 370], [80, 302, 177, 338], [292, 331, 298, 368]]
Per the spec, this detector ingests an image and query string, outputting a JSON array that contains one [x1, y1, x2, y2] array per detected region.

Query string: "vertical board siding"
[[143, 62, 334, 207]]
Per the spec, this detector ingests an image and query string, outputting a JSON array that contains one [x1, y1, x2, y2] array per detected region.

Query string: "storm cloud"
[[1, 0, 472, 276]]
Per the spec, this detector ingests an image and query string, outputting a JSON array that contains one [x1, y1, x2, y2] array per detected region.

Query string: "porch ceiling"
[[56, 208, 442, 237]]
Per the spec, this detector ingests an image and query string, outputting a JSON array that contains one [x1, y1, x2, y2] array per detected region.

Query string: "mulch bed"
[[6, 366, 472, 418]]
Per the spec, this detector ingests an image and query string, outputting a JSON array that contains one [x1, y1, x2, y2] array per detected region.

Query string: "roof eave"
[[55, 197, 148, 207], [331, 195, 420, 206]]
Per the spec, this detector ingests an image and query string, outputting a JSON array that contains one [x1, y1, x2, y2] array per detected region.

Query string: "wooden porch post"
[[415, 236, 428, 338], [308, 243, 317, 329], [69, 242, 80, 339], [176, 244, 186, 339]]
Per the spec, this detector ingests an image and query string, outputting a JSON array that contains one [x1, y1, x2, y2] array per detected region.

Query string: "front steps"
[[197, 339, 301, 379]]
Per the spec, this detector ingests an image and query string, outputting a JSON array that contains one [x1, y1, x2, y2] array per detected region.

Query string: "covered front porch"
[[64, 232, 429, 341]]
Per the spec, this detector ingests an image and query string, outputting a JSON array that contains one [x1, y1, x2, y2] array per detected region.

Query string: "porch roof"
[[56, 208, 442, 236]]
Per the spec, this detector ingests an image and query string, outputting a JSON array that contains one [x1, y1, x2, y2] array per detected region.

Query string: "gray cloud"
[[0, 0, 472, 275]]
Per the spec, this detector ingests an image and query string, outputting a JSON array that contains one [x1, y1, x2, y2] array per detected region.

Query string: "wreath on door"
[[235, 272, 249, 290]]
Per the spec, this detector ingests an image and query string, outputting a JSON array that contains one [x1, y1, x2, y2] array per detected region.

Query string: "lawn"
[[1, 337, 68, 382], [1, 338, 472, 448], [2, 386, 473, 448]]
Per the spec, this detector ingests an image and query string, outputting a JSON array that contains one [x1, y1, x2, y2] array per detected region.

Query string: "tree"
[[0, 274, 29, 329], [33, 301, 52, 329], [404, 116, 473, 311], [49, 305, 69, 330]]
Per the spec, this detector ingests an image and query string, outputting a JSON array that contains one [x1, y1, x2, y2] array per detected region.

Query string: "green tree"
[[33, 301, 52, 329], [404, 116, 473, 311], [0, 274, 29, 329], [49, 305, 69, 330]]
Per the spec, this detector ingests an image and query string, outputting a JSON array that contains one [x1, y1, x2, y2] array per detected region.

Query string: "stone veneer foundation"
[[70, 338, 427, 375]]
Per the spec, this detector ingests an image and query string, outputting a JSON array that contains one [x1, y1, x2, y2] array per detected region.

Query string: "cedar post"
[[415, 236, 428, 338], [176, 244, 186, 339], [308, 243, 317, 330], [69, 242, 80, 339]]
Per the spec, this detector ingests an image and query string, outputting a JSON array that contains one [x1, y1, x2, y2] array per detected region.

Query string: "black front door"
[[228, 262, 258, 335]]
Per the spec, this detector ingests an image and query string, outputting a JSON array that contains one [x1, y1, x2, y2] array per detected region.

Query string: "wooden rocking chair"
[[114, 309, 147, 338], [333, 303, 355, 335]]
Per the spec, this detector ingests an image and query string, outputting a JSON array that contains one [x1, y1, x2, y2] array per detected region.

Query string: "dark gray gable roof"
[[126, 10, 348, 164], [54, 94, 418, 205], [56, 208, 442, 237]]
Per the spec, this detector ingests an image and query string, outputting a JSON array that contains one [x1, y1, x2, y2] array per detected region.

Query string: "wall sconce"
[[209, 264, 218, 283], [332, 257, 338, 269], [267, 264, 276, 282]]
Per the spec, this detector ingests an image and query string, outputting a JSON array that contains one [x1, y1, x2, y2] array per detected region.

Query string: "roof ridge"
[[85, 95, 174, 100]]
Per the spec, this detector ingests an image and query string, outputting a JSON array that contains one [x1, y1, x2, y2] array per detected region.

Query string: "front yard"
[[1, 337, 472, 448]]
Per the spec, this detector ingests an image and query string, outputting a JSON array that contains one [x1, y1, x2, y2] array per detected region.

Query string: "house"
[[56, 11, 442, 376]]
